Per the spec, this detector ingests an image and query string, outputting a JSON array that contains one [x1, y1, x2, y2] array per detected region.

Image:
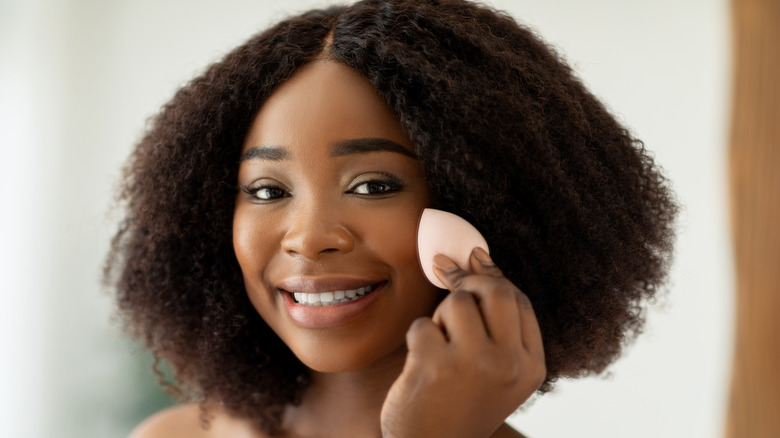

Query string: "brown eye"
[[254, 187, 287, 200], [241, 184, 289, 201], [350, 180, 402, 195]]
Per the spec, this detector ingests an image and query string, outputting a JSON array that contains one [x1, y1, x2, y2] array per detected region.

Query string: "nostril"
[[281, 226, 355, 260]]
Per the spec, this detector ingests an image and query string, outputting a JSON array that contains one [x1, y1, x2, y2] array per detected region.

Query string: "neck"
[[282, 346, 407, 437]]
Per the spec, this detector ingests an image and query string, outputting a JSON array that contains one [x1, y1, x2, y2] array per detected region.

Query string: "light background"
[[0, 0, 731, 437]]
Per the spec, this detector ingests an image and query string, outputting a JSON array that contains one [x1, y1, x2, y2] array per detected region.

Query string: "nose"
[[281, 201, 355, 260]]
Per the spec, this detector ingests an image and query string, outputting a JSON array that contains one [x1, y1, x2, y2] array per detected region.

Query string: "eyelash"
[[348, 177, 404, 196], [240, 175, 404, 202], [241, 184, 289, 202]]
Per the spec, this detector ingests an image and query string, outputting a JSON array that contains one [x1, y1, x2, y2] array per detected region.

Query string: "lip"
[[277, 277, 387, 328]]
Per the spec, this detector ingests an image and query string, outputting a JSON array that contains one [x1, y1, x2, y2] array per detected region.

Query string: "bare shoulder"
[[492, 422, 530, 438], [129, 404, 208, 438], [128, 403, 269, 438]]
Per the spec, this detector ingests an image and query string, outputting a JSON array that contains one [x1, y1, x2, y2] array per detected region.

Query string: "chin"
[[285, 332, 408, 374]]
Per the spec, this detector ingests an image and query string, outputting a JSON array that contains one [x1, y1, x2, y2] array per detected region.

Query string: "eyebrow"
[[331, 138, 416, 158], [239, 147, 288, 162], [239, 137, 416, 162]]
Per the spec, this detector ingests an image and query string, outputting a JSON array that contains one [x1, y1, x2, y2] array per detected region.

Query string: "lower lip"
[[283, 283, 386, 328]]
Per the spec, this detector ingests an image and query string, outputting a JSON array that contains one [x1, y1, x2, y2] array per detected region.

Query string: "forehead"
[[242, 60, 413, 155]]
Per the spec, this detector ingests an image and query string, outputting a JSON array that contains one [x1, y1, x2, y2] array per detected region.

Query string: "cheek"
[[233, 208, 281, 323], [232, 202, 291, 296], [363, 199, 428, 281], [232, 213, 255, 272], [232, 205, 273, 283]]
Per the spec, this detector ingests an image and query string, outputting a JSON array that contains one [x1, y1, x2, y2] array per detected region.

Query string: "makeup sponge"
[[417, 208, 490, 289]]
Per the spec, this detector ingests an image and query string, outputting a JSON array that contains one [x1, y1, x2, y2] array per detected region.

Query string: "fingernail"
[[433, 254, 457, 272], [472, 247, 492, 263]]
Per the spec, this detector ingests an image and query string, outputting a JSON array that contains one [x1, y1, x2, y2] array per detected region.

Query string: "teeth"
[[292, 284, 377, 307]]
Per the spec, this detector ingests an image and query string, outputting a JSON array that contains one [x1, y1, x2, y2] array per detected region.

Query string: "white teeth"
[[292, 284, 377, 306]]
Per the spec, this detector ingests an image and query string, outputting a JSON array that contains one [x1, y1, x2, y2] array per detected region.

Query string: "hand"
[[380, 247, 546, 438]]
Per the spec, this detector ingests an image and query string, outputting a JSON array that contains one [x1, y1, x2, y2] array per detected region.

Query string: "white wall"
[[0, 0, 731, 437]]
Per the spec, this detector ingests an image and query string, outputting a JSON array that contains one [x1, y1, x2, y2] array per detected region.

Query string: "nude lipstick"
[[278, 277, 387, 328]]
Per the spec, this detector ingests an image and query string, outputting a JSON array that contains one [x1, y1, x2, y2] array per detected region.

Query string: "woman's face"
[[233, 60, 442, 372]]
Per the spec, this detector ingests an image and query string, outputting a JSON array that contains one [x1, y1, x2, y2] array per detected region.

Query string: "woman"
[[105, 0, 678, 436]]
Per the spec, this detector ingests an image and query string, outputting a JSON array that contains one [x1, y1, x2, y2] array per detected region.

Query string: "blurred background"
[[0, 0, 732, 437]]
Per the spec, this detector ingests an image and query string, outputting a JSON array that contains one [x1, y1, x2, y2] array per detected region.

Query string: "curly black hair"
[[105, 0, 678, 434]]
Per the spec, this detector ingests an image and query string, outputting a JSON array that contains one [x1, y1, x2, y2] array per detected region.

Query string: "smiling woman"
[[233, 61, 441, 373], [104, 0, 678, 437]]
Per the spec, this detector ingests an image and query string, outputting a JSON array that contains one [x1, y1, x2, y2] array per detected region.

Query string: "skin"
[[130, 60, 545, 438], [233, 59, 443, 375]]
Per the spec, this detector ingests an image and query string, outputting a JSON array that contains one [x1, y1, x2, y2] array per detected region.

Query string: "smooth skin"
[[130, 60, 544, 438]]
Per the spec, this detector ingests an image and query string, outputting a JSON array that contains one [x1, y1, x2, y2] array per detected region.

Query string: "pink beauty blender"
[[417, 208, 490, 289]]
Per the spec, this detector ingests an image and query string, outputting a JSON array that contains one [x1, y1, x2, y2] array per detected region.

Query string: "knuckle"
[[516, 291, 534, 310], [405, 318, 432, 345], [494, 349, 547, 389], [437, 295, 455, 315], [452, 275, 491, 294], [490, 284, 516, 302], [449, 272, 469, 290], [464, 276, 516, 303], [482, 262, 504, 276], [536, 364, 548, 386], [440, 290, 471, 312], [407, 317, 430, 334], [521, 354, 547, 389], [449, 290, 473, 303], [530, 361, 548, 389]]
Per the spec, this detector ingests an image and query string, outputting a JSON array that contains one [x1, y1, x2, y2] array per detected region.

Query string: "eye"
[[241, 183, 289, 202], [349, 178, 403, 196]]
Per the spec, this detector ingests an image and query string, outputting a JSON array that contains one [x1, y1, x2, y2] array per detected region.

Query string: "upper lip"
[[276, 277, 384, 294]]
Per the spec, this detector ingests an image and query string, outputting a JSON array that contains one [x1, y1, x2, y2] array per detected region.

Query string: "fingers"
[[432, 290, 489, 346], [515, 290, 544, 361], [472, 249, 542, 358], [406, 317, 447, 356], [432, 253, 471, 291], [469, 247, 503, 279], [432, 250, 544, 360]]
